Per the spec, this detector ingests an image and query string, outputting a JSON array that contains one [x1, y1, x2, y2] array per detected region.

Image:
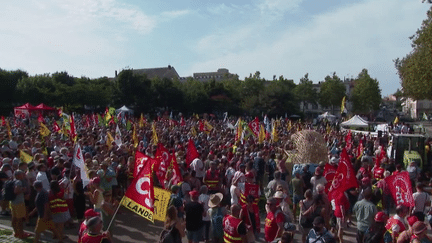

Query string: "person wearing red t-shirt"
[[331, 192, 350, 243], [265, 197, 285, 242], [79, 209, 101, 242]]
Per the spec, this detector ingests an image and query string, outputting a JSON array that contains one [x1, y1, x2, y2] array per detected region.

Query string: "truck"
[[387, 133, 426, 168]]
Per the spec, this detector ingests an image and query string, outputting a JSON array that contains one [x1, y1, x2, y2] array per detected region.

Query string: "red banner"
[[186, 139, 199, 167], [356, 139, 364, 160], [248, 117, 260, 137], [384, 171, 414, 207], [168, 152, 183, 186], [345, 130, 352, 151], [323, 163, 337, 193], [155, 144, 171, 189], [134, 151, 156, 178], [121, 154, 155, 222], [328, 148, 358, 201]]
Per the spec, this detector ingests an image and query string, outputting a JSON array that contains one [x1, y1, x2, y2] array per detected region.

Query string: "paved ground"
[[0, 208, 362, 243]]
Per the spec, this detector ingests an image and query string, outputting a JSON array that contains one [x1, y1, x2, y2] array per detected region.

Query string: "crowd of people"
[[0, 113, 431, 243]]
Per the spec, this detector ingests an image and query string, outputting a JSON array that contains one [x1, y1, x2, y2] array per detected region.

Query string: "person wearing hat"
[[78, 209, 101, 242], [396, 215, 418, 243], [265, 197, 285, 242], [80, 216, 112, 243], [362, 211, 389, 243], [305, 216, 335, 243], [410, 221, 430, 243], [208, 193, 226, 243], [184, 190, 204, 243], [267, 171, 289, 198], [310, 167, 327, 196], [240, 194, 260, 242]]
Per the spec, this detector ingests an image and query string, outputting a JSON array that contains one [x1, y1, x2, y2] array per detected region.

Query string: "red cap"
[[245, 172, 254, 179], [84, 209, 100, 218], [407, 215, 419, 226], [189, 190, 199, 198], [374, 211, 388, 223]]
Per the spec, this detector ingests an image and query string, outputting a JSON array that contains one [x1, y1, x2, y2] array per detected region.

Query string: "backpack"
[[2, 179, 16, 201], [211, 207, 224, 238]]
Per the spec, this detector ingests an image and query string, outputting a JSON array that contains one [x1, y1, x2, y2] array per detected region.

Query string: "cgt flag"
[[248, 117, 260, 137], [384, 171, 414, 207], [328, 148, 358, 201], [155, 144, 171, 189], [73, 144, 91, 187], [186, 139, 199, 167], [134, 151, 156, 178], [121, 154, 155, 222]]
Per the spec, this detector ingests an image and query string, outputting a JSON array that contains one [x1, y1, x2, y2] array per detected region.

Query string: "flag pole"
[[106, 197, 123, 231]]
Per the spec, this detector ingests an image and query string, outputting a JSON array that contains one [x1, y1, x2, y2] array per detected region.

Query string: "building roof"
[[131, 65, 179, 80]]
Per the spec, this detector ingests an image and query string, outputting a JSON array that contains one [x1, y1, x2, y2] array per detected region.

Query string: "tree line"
[[0, 68, 381, 117]]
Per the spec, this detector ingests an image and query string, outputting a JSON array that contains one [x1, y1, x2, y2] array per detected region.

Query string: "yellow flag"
[[341, 96, 346, 114], [191, 127, 197, 137], [152, 122, 158, 145], [258, 125, 265, 144], [107, 132, 114, 148], [105, 112, 112, 122], [287, 120, 292, 131], [326, 124, 331, 134], [20, 150, 33, 163], [139, 113, 145, 128], [394, 116, 399, 124], [6, 121, 12, 139], [40, 122, 51, 137], [272, 121, 279, 142], [132, 125, 138, 148]]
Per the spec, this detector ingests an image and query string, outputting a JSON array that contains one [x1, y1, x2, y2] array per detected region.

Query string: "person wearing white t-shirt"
[[190, 158, 205, 181], [35, 164, 50, 191], [412, 183, 431, 221]]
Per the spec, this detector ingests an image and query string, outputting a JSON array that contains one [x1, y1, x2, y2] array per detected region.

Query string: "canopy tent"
[[317, 112, 336, 121], [14, 103, 36, 117], [341, 115, 369, 128], [34, 103, 55, 111], [116, 105, 134, 116]]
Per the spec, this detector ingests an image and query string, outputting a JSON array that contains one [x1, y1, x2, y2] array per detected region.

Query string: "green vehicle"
[[388, 134, 426, 168]]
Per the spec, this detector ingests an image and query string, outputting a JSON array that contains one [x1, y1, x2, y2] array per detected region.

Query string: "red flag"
[[323, 163, 338, 193], [186, 139, 199, 167], [69, 114, 77, 141], [345, 130, 352, 151], [52, 122, 61, 133], [121, 153, 155, 222], [154, 144, 171, 189], [199, 120, 204, 132], [328, 148, 358, 201], [37, 113, 44, 123], [134, 151, 156, 178], [168, 152, 183, 186], [57, 108, 62, 117], [384, 171, 414, 207], [180, 116, 185, 126], [248, 117, 260, 137], [1, 116, 5, 126]]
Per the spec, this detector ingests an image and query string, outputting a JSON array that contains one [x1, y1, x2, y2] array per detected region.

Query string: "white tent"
[[318, 112, 336, 120], [116, 105, 134, 116], [341, 115, 369, 128]]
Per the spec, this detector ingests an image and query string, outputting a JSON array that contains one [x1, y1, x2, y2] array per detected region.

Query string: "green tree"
[[0, 69, 28, 114], [351, 69, 382, 114], [295, 73, 318, 113], [319, 73, 346, 114], [261, 76, 298, 117], [395, 7, 432, 100]]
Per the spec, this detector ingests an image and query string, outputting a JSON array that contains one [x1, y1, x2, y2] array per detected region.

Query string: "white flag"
[[73, 145, 90, 187], [115, 125, 122, 146]]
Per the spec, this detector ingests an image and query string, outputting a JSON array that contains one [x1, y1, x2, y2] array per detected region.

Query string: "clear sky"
[[1, 0, 430, 96]]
